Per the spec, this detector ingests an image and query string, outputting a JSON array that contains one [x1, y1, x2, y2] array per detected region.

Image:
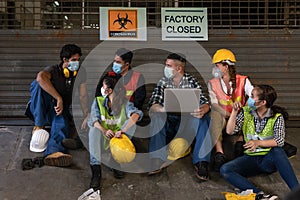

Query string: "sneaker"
[[62, 137, 83, 150], [44, 152, 72, 167], [112, 168, 125, 179], [214, 152, 226, 172], [255, 192, 278, 200], [194, 161, 209, 182]]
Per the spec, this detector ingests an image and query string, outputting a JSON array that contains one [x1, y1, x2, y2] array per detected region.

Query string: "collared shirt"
[[148, 73, 209, 107], [234, 108, 285, 146], [88, 97, 143, 127]]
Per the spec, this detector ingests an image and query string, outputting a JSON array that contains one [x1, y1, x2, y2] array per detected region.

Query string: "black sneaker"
[[194, 161, 209, 182], [112, 168, 125, 179], [255, 192, 278, 200], [214, 152, 226, 172]]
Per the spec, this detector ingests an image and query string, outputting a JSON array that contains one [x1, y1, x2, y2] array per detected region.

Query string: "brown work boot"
[[44, 152, 72, 167], [32, 126, 45, 134]]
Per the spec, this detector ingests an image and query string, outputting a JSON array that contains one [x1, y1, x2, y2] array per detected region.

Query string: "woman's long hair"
[[256, 84, 289, 120], [102, 75, 126, 116], [223, 62, 237, 101]]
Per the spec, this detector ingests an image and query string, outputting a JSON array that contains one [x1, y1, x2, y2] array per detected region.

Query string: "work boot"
[[62, 136, 84, 150], [32, 126, 44, 134], [44, 152, 72, 167], [90, 165, 102, 190]]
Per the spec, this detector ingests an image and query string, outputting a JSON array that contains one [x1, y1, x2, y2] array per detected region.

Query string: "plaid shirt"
[[234, 108, 285, 147], [148, 73, 209, 108]]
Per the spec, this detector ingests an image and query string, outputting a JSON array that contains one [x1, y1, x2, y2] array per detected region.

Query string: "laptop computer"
[[164, 88, 201, 113]]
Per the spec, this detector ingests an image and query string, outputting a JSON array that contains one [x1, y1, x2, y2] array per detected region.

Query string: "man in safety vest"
[[95, 48, 146, 111]]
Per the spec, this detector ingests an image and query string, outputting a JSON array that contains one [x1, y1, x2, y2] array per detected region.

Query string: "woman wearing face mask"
[[221, 84, 299, 200], [207, 49, 254, 172], [87, 74, 143, 190]]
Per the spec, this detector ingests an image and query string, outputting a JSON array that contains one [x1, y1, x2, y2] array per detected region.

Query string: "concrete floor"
[[0, 124, 299, 200]]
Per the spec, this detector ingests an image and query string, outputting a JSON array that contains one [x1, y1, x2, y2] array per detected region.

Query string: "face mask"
[[212, 66, 223, 78], [247, 97, 259, 110], [164, 66, 175, 79], [101, 87, 108, 98], [67, 61, 80, 71], [112, 62, 122, 74]]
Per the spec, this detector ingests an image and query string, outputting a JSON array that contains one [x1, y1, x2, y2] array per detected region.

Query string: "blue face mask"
[[112, 62, 122, 74], [164, 66, 175, 79], [68, 61, 80, 71], [247, 97, 258, 110], [212, 66, 223, 78]]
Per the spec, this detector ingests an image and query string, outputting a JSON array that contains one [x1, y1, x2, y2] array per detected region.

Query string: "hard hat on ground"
[[212, 49, 236, 65], [109, 134, 136, 163], [30, 129, 50, 152], [167, 137, 191, 161]]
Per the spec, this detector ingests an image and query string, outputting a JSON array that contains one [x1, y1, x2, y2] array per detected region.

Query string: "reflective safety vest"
[[209, 74, 247, 113], [124, 71, 140, 102], [242, 106, 281, 156], [96, 96, 127, 149]]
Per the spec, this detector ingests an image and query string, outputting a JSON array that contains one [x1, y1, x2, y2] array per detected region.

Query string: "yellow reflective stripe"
[[126, 90, 134, 96]]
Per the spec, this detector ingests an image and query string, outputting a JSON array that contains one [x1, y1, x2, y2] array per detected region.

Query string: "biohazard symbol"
[[113, 13, 133, 29]]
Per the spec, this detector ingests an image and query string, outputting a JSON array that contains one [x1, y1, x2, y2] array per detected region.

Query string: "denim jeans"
[[149, 112, 212, 164], [89, 121, 136, 166], [25, 80, 69, 156], [220, 147, 299, 193]]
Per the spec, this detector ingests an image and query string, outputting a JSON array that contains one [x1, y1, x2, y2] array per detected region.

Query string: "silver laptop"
[[164, 88, 201, 113]]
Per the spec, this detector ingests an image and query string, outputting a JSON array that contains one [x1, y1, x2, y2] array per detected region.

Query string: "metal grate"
[[0, 0, 299, 30]]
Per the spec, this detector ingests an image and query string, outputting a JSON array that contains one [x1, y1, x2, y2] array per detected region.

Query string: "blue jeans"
[[89, 121, 136, 165], [220, 147, 299, 193], [149, 112, 212, 164], [25, 80, 69, 156]]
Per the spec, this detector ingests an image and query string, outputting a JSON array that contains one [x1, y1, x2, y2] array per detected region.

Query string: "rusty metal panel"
[[0, 29, 300, 120]]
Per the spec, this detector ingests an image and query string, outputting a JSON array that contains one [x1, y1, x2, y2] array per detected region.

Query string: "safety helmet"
[[109, 134, 136, 163], [30, 129, 49, 152], [167, 138, 191, 161], [212, 49, 236, 65]]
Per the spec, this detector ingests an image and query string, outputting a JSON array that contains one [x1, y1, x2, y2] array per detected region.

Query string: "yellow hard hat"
[[109, 134, 136, 163], [167, 138, 191, 161], [212, 49, 236, 64]]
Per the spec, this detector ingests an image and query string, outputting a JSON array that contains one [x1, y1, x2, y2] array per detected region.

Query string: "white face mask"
[[164, 66, 175, 79], [212, 66, 223, 78], [101, 87, 108, 98], [68, 61, 80, 71]]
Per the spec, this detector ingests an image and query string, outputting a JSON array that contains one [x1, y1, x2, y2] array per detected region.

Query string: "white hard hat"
[[30, 129, 49, 152]]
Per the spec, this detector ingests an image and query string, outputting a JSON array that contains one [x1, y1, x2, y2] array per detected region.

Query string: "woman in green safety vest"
[[87, 74, 143, 190], [220, 84, 299, 199]]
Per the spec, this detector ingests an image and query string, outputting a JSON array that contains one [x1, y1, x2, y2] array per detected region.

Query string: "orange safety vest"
[[209, 74, 247, 113], [124, 71, 140, 102]]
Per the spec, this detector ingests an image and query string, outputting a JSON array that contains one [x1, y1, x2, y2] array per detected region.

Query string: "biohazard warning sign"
[[100, 7, 147, 41], [109, 10, 137, 38]]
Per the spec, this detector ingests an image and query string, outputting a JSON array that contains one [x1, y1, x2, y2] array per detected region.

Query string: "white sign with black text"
[[161, 8, 208, 41]]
